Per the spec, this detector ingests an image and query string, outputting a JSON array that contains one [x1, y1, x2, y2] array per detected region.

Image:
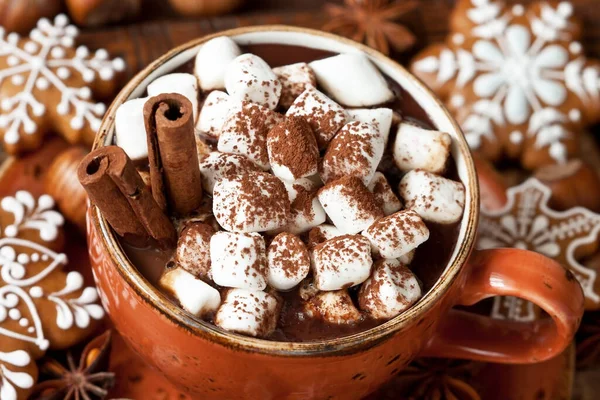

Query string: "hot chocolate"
[[81, 37, 465, 342]]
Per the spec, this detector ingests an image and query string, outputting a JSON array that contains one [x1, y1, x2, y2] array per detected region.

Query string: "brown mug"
[[86, 26, 584, 399]]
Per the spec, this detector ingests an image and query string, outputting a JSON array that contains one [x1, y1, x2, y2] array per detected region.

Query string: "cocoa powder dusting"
[[267, 116, 318, 179]]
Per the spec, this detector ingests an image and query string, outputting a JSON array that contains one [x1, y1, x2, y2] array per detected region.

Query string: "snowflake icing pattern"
[[0, 14, 124, 151], [478, 178, 600, 320], [412, 0, 600, 168]]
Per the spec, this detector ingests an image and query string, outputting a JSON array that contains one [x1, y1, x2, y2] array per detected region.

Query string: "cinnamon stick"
[[144, 93, 203, 216], [78, 145, 176, 248]]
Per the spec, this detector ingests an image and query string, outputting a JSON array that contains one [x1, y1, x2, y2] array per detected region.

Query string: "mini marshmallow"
[[215, 289, 280, 338], [281, 178, 326, 235], [195, 36, 241, 90], [317, 176, 384, 235], [195, 135, 212, 163], [367, 172, 402, 216], [225, 53, 282, 110], [305, 290, 363, 324], [196, 91, 241, 137], [199, 152, 260, 194], [321, 121, 385, 185], [398, 249, 415, 265], [393, 123, 452, 174], [399, 170, 466, 224], [213, 171, 290, 232], [309, 53, 394, 107], [359, 259, 422, 319], [312, 234, 373, 290], [159, 267, 220, 317], [115, 97, 149, 161], [348, 108, 393, 146], [147, 73, 199, 121], [273, 62, 317, 108], [210, 232, 267, 290], [267, 116, 319, 182], [286, 86, 348, 148], [307, 224, 342, 250], [218, 102, 282, 170], [175, 222, 214, 280], [267, 232, 310, 291], [363, 210, 430, 259]]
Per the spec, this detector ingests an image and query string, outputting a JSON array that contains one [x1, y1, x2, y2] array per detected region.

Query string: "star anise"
[[29, 330, 115, 400], [323, 0, 417, 55], [369, 358, 481, 400]]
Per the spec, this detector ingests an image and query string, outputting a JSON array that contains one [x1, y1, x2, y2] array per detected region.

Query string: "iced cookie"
[[411, 0, 600, 169], [0, 191, 105, 399], [0, 14, 125, 155]]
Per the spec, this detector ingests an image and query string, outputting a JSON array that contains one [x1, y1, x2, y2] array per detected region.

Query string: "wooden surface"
[[74, 0, 600, 78]]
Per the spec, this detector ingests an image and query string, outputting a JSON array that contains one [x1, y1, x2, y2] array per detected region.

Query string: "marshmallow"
[[347, 108, 393, 146], [398, 249, 415, 265], [305, 290, 363, 324], [307, 224, 342, 250], [197, 91, 241, 137], [159, 267, 220, 317], [213, 171, 290, 232], [224, 53, 282, 110], [358, 259, 422, 319], [321, 121, 385, 185], [273, 62, 317, 108], [114, 97, 149, 161], [267, 116, 319, 181], [363, 210, 430, 259], [175, 222, 215, 280], [280, 178, 326, 235], [286, 86, 348, 149], [199, 152, 260, 194], [309, 53, 394, 107], [367, 172, 402, 216], [215, 289, 280, 338], [317, 176, 384, 235], [312, 234, 373, 290], [393, 123, 452, 174], [210, 232, 267, 290], [147, 73, 199, 121], [195, 135, 212, 163], [218, 102, 283, 170], [195, 36, 241, 90], [399, 170, 466, 224], [267, 232, 310, 291]]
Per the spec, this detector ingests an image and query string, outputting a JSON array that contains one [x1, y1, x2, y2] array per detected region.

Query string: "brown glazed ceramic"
[[86, 26, 585, 399]]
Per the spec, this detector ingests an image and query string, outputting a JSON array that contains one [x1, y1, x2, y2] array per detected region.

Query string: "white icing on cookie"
[[413, 0, 600, 164], [0, 350, 33, 400], [0, 14, 124, 145], [1, 191, 64, 241]]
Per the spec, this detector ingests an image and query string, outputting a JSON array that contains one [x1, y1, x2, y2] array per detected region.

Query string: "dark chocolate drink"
[[115, 40, 463, 342]]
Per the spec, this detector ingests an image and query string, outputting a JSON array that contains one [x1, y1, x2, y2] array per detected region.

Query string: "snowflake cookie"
[[0, 14, 125, 155], [0, 191, 105, 400], [411, 0, 600, 169], [478, 178, 600, 322]]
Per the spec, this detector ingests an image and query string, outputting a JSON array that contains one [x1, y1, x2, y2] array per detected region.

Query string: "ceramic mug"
[[86, 26, 584, 399]]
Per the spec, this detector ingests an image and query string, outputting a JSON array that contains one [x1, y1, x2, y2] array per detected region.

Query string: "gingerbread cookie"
[[477, 178, 600, 318], [411, 0, 600, 169], [0, 14, 125, 155], [0, 191, 105, 399]]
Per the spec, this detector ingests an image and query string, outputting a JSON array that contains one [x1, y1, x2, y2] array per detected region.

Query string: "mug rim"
[[90, 25, 480, 356]]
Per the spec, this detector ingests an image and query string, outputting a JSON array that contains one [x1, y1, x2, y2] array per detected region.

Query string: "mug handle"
[[421, 248, 584, 363]]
